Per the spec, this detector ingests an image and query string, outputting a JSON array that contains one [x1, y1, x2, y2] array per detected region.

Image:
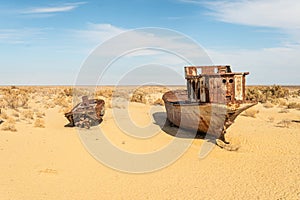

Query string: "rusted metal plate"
[[64, 96, 105, 128], [234, 75, 243, 101]]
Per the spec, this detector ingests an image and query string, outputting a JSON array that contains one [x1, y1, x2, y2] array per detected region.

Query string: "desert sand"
[[0, 86, 300, 199]]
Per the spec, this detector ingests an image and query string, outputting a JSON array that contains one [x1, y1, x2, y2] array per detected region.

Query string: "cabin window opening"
[[192, 81, 196, 92], [229, 79, 233, 83], [197, 68, 202, 75], [222, 79, 226, 83], [197, 88, 200, 99]]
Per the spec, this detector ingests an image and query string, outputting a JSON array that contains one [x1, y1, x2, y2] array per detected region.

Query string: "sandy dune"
[[0, 86, 300, 199]]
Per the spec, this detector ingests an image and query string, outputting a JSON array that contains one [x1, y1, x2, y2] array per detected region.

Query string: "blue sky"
[[0, 0, 299, 85]]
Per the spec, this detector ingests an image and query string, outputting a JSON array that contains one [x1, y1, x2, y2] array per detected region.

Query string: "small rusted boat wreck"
[[65, 96, 105, 129], [162, 65, 256, 142]]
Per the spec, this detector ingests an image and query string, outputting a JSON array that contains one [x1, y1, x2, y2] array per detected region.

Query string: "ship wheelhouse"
[[185, 65, 249, 104]]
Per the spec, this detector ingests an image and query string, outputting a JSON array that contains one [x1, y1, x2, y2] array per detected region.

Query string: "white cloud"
[[74, 23, 126, 43], [74, 25, 212, 66], [0, 28, 45, 44], [179, 0, 300, 84], [72, 25, 213, 85], [204, 0, 300, 29], [207, 45, 300, 85], [23, 2, 86, 14]]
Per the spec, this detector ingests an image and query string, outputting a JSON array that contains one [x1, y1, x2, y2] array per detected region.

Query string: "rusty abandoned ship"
[[162, 65, 256, 142], [64, 96, 105, 129]]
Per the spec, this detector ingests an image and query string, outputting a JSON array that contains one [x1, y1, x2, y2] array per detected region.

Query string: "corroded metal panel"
[[234, 75, 243, 101], [224, 77, 234, 103], [200, 77, 206, 102], [185, 66, 197, 76], [208, 77, 226, 103]]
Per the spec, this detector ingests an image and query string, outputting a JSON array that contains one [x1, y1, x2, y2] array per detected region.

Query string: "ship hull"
[[162, 90, 256, 138]]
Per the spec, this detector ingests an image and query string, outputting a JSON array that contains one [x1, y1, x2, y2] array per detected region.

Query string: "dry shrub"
[[246, 85, 289, 103], [1, 117, 17, 132], [22, 110, 34, 120], [277, 119, 291, 128], [34, 118, 45, 128], [54, 96, 71, 108], [246, 87, 263, 102], [131, 90, 147, 104], [287, 102, 300, 109], [241, 108, 259, 118], [290, 89, 300, 97], [153, 98, 164, 106], [1, 88, 29, 109], [0, 110, 9, 119], [11, 110, 20, 118], [35, 111, 45, 118], [278, 109, 289, 113], [263, 102, 274, 109], [95, 88, 114, 98], [63, 88, 73, 96], [277, 98, 288, 107]]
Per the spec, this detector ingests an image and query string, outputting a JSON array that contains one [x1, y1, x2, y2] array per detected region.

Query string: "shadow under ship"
[[162, 65, 256, 142]]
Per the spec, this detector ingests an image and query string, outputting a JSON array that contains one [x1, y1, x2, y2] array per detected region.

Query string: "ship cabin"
[[185, 65, 249, 104]]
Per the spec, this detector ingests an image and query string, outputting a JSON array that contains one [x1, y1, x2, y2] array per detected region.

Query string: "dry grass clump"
[[34, 118, 45, 128], [278, 109, 289, 113], [263, 102, 274, 109], [129, 86, 168, 105], [290, 89, 300, 97], [241, 108, 259, 118], [11, 110, 20, 118], [21, 110, 34, 120], [0, 110, 9, 120], [35, 111, 45, 118], [277, 98, 288, 107], [95, 88, 114, 98], [1, 117, 17, 132], [63, 88, 73, 96], [54, 96, 71, 108], [287, 102, 300, 110], [277, 119, 291, 128]]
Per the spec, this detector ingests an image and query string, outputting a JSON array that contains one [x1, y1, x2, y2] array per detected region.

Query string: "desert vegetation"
[[246, 85, 290, 103], [243, 85, 300, 128], [0, 86, 74, 131], [0, 85, 299, 132], [246, 85, 300, 109], [0, 85, 173, 131]]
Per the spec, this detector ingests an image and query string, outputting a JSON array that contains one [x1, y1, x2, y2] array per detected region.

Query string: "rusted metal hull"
[[64, 98, 105, 128], [162, 90, 256, 137]]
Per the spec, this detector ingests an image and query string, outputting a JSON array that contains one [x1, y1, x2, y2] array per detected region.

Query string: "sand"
[[0, 86, 300, 199]]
